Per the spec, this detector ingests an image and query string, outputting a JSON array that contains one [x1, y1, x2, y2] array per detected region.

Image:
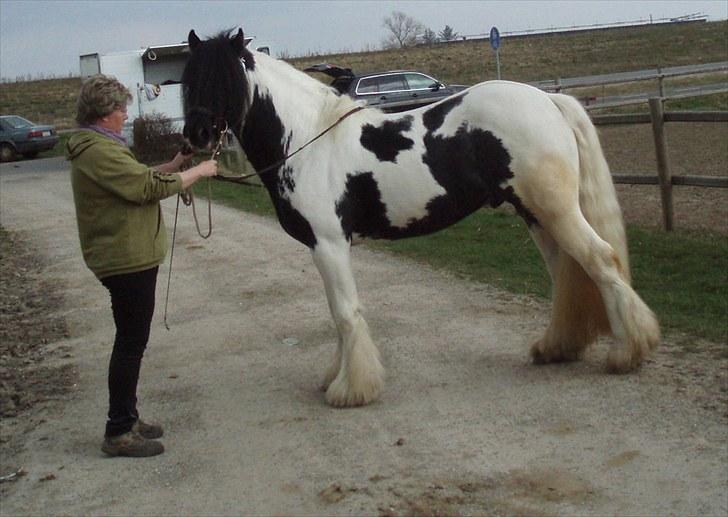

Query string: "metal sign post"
[[490, 26, 501, 80]]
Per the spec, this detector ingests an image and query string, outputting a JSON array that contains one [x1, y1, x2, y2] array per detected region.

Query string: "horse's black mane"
[[181, 30, 254, 130]]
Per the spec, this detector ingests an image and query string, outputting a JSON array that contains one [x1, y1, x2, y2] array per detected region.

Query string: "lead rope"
[[163, 125, 227, 330], [214, 105, 365, 184], [163, 193, 182, 330], [163, 106, 364, 328]]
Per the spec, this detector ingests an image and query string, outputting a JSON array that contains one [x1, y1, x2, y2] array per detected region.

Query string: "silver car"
[[305, 64, 468, 112]]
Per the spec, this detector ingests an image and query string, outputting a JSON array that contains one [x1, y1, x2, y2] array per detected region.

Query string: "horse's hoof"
[[325, 376, 382, 408], [606, 345, 643, 374], [530, 339, 582, 365]]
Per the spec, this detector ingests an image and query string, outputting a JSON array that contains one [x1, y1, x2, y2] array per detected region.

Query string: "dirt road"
[[1, 158, 725, 516]]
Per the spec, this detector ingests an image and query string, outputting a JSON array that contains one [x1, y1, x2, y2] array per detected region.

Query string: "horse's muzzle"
[[183, 122, 213, 151], [183, 107, 222, 150]]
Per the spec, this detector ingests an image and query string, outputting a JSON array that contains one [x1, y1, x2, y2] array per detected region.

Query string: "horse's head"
[[181, 28, 254, 149]]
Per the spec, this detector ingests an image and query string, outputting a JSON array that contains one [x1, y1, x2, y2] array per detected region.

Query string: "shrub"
[[131, 113, 184, 164]]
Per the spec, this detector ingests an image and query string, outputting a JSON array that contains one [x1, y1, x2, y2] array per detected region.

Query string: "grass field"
[[290, 20, 728, 87], [0, 20, 726, 129], [0, 76, 80, 130]]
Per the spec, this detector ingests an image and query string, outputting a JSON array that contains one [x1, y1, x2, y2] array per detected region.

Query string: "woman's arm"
[[155, 151, 192, 173], [178, 160, 218, 189], [155, 151, 218, 189]]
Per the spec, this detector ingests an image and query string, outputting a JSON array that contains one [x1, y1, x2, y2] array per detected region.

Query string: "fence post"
[[648, 97, 673, 231], [657, 66, 665, 99]]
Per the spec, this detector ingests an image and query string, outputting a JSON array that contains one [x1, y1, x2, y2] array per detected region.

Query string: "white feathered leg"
[[312, 238, 384, 407]]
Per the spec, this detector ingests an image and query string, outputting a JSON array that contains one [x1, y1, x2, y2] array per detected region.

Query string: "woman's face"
[[99, 105, 128, 133]]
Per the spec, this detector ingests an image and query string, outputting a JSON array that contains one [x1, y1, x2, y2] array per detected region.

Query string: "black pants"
[[100, 267, 158, 437]]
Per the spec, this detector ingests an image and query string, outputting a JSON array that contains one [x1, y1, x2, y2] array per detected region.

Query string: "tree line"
[[382, 11, 462, 48]]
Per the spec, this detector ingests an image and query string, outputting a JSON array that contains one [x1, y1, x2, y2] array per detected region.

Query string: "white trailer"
[[79, 37, 266, 143], [80, 43, 191, 142]]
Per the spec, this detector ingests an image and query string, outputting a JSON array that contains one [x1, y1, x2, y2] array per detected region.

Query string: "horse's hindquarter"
[[301, 82, 579, 241], [454, 82, 579, 173]]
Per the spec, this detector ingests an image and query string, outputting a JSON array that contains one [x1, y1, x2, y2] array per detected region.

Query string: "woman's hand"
[[178, 160, 218, 189], [155, 151, 195, 174], [194, 159, 218, 177], [171, 151, 195, 171]]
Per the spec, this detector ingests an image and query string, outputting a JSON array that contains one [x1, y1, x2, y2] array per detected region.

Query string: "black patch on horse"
[[273, 199, 318, 249], [279, 165, 295, 195], [241, 87, 317, 248], [422, 93, 466, 132], [336, 172, 392, 240], [421, 122, 537, 227], [360, 116, 414, 163], [336, 120, 538, 241]]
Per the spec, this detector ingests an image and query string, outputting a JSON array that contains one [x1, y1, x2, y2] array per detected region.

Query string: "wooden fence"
[[592, 98, 728, 231], [533, 61, 728, 109]]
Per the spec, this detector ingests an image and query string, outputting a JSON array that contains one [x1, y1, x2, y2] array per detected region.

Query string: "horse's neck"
[[243, 54, 360, 153]]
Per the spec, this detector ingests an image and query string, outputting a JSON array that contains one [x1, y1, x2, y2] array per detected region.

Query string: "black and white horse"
[[181, 29, 660, 407]]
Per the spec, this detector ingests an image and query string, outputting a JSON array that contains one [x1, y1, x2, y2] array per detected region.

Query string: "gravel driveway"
[[1, 157, 725, 516]]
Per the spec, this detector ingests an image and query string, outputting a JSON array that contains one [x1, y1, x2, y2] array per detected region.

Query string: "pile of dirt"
[[0, 227, 75, 419]]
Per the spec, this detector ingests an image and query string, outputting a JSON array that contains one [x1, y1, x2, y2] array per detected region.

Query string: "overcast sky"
[[1, 0, 726, 80]]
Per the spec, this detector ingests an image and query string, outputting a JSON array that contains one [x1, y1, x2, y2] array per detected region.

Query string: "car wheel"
[[0, 144, 16, 163], [22, 151, 39, 159]]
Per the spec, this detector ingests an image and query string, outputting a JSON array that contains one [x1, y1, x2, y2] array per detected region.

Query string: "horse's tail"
[[551, 93, 630, 280], [547, 93, 631, 342]]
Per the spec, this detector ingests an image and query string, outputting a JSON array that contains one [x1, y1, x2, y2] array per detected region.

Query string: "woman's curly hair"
[[76, 74, 132, 125]]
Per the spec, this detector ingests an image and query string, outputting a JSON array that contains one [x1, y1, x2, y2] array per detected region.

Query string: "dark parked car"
[[305, 64, 468, 112], [0, 115, 60, 162]]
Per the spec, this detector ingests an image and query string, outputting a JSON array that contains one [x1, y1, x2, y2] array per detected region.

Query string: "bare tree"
[[382, 11, 425, 49], [421, 28, 439, 45], [438, 25, 459, 42]]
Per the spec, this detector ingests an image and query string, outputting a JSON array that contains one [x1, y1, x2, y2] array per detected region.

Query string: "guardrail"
[[533, 61, 728, 91], [531, 61, 728, 109], [592, 99, 727, 231]]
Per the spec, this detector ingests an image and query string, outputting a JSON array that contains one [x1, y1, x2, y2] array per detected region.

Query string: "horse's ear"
[[231, 28, 248, 56], [188, 30, 201, 51]]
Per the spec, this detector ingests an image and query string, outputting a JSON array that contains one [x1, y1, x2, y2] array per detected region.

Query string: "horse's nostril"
[[197, 127, 209, 144]]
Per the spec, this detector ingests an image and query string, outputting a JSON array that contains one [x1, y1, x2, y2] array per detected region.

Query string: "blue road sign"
[[490, 26, 500, 50]]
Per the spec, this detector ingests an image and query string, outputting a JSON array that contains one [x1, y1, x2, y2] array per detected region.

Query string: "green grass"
[[291, 21, 728, 87], [199, 181, 728, 344], [665, 92, 728, 111], [0, 76, 80, 130], [370, 211, 551, 297], [193, 177, 275, 217], [1, 20, 726, 129], [627, 226, 727, 342]]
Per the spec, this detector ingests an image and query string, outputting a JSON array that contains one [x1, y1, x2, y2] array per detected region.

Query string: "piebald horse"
[[181, 29, 660, 407]]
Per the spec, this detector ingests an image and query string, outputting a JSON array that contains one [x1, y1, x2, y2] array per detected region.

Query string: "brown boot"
[[101, 430, 164, 457], [132, 419, 164, 439]]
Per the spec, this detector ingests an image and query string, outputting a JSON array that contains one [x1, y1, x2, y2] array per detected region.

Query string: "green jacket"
[[67, 130, 183, 279]]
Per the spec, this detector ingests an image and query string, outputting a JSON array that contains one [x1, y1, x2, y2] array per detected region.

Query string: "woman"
[[67, 74, 217, 457]]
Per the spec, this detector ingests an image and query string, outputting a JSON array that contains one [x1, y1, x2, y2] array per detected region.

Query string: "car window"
[[2, 116, 32, 129], [404, 73, 439, 90], [376, 74, 407, 93], [356, 77, 378, 94]]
